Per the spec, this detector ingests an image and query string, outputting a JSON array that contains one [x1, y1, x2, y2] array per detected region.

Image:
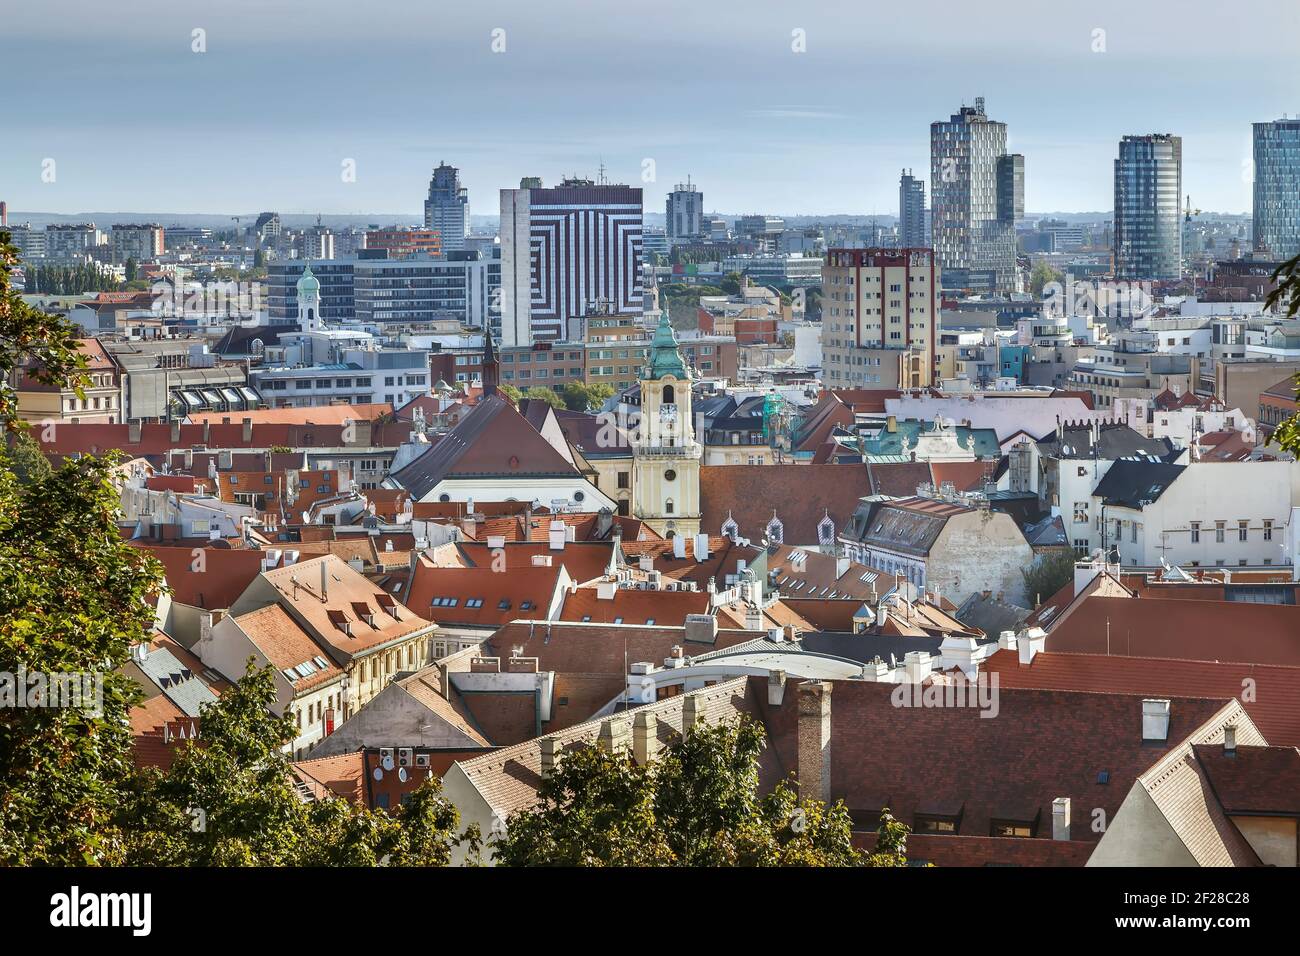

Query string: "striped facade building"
[[500, 180, 643, 346]]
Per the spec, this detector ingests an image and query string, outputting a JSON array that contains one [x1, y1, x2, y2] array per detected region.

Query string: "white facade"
[[1097, 460, 1300, 569]]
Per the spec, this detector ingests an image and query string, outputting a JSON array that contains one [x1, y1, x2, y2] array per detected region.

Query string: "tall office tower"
[[1253, 117, 1300, 259], [1114, 134, 1183, 281], [899, 170, 927, 248], [499, 177, 643, 347], [820, 247, 938, 390], [666, 178, 704, 240], [423, 161, 470, 252], [930, 97, 1023, 293]]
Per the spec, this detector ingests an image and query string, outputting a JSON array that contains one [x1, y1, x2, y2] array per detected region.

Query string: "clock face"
[[664, 469, 676, 482], [659, 403, 678, 423]]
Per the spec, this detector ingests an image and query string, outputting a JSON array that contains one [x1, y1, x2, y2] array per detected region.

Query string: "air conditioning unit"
[[398, 747, 413, 767], [414, 753, 431, 769], [379, 747, 395, 771]]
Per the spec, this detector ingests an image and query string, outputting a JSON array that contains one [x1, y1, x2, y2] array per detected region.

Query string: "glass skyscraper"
[[899, 170, 927, 248], [930, 97, 1023, 293], [1114, 134, 1182, 281], [1253, 117, 1300, 260]]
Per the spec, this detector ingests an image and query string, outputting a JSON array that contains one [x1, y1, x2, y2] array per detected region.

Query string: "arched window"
[[665, 498, 674, 514], [662, 384, 675, 405]]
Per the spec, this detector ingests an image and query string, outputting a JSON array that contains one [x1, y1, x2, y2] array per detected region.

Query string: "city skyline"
[[4, 0, 1299, 217]]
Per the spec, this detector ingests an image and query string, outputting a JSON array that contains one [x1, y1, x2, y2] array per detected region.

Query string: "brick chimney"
[[797, 681, 832, 803]]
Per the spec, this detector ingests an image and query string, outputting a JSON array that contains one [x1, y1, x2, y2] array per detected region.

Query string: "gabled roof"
[[231, 604, 346, 693], [388, 395, 580, 500], [983, 649, 1300, 748], [760, 679, 1236, 846], [1037, 423, 1178, 462], [1195, 744, 1300, 816], [840, 496, 971, 556], [558, 586, 710, 626], [405, 561, 564, 629], [700, 464, 870, 546]]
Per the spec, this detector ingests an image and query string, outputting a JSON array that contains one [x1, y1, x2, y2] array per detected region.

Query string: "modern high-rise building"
[[1114, 134, 1183, 281], [1252, 117, 1300, 259], [423, 162, 470, 252], [666, 179, 704, 240], [44, 223, 102, 261], [499, 177, 643, 347], [820, 247, 938, 389], [899, 170, 927, 248], [109, 223, 164, 263], [930, 97, 1023, 293]]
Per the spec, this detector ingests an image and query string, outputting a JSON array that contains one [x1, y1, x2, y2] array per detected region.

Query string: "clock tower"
[[632, 311, 701, 537]]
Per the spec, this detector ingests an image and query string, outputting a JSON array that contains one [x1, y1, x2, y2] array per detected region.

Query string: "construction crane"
[[1184, 195, 1200, 222]]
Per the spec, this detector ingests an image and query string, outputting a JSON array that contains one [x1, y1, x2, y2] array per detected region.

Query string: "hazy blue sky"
[[4, 0, 1298, 217]]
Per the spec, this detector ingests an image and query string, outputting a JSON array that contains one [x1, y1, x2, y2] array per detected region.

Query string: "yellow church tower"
[[632, 311, 701, 538]]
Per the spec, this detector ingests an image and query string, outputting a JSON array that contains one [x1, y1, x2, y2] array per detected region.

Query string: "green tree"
[[123, 662, 465, 866], [498, 383, 523, 403], [1265, 256, 1300, 455], [562, 381, 615, 412], [1022, 548, 1076, 606], [720, 271, 745, 295], [493, 715, 902, 867], [124, 257, 138, 282], [0, 237, 164, 863], [1029, 260, 1064, 297], [522, 385, 565, 409]]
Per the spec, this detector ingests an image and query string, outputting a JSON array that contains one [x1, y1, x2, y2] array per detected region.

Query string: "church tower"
[[297, 263, 322, 331], [632, 311, 700, 537]]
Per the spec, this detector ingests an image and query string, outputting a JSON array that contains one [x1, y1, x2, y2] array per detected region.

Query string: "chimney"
[[672, 534, 688, 560], [681, 693, 703, 734], [596, 580, 617, 601], [683, 613, 717, 645], [319, 560, 328, 601], [797, 681, 832, 803], [767, 669, 787, 705], [998, 630, 1017, 651], [1074, 555, 1102, 595], [886, 415, 897, 433], [202, 422, 210, 444], [1018, 627, 1046, 665], [128, 420, 142, 444], [903, 650, 930, 684], [1051, 797, 1071, 841], [692, 533, 709, 562], [745, 601, 764, 631], [170, 421, 181, 444], [632, 710, 658, 765], [242, 418, 253, 442], [539, 737, 560, 779], [639, 554, 654, 572], [597, 718, 631, 755], [548, 519, 566, 551], [1224, 724, 1237, 755]]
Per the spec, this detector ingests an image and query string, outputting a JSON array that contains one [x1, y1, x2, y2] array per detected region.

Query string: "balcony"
[[634, 442, 703, 459]]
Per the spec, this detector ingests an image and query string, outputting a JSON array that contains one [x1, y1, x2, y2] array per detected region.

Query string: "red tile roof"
[[983, 649, 1300, 747]]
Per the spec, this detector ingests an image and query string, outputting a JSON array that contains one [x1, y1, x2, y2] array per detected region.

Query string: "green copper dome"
[[645, 310, 687, 380], [297, 263, 320, 296]]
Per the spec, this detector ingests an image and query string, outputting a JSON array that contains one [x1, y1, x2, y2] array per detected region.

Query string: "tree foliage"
[[122, 663, 466, 866], [1022, 548, 1077, 607], [1265, 255, 1300, 456], [563, 381, 615, 412], [493, 716, 908, 867]]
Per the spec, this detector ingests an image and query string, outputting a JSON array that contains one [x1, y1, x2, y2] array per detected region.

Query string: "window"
[[1238, 521, 1248, 542], [914, 814, 959, 834], [1190, 522, 1200, 543], [1264, 519, 1273, 541], [520, 600, 534, 611], [990, 820, 1036, 838], [1215, 521, 1225, 544]]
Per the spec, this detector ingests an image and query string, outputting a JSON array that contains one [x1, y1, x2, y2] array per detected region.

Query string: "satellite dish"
[[372, 767, 383, 781], [382, 754, 394, 771], [398, 767, 408, 783]]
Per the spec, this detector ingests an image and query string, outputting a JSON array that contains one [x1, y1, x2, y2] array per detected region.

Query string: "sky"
[[4, 0, 1299, 218]]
